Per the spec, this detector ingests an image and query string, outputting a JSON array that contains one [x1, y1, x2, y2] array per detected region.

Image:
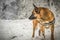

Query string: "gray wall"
[[0, 0, 60, 19]]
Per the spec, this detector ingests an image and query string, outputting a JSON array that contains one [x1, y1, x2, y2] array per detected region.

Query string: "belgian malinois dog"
[[29, 4, 55, 39]]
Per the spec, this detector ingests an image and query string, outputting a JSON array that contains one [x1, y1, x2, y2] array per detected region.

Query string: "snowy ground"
[[0, 19, 60, 40]]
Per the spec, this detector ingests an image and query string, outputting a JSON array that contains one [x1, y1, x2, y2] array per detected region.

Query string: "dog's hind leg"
[[50, 24, 54, 35], [50, 24, 54, 40], [39, 29, 41, 36], [41, 25, 45, 38]]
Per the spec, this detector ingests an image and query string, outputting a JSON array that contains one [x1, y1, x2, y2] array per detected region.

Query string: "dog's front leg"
[[32, 20, 38, 38]]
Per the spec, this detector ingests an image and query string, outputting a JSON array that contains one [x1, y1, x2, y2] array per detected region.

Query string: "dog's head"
[[29, 4, 41, 20]]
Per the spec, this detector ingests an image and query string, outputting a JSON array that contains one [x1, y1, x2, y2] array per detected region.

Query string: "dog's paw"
[[32, 37, 35, 40]]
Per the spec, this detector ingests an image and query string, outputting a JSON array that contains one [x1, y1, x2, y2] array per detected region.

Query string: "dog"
[[29, 4, 55, 39]]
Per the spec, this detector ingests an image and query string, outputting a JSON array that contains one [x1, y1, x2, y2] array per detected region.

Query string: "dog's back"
[[32, 7, 55, 23]]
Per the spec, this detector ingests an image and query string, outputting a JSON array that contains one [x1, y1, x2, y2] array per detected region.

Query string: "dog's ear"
[[33, 4, 37, 8], [33, 4, 40, 14]]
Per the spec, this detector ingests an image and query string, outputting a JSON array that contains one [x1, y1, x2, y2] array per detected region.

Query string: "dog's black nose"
[[29, 14, 37, 20], [29, 17, 31, 19], [29, 16, 36, 20], [29, 16, 32, 20]]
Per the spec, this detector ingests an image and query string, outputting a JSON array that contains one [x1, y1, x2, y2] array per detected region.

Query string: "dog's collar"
[[37, 18, 55, 26]]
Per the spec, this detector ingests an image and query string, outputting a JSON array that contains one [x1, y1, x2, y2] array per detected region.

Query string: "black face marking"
[[29, 14, 36, 20]]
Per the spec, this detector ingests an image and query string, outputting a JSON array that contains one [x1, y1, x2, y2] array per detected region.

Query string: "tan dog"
[[29, 4, 55, 39]]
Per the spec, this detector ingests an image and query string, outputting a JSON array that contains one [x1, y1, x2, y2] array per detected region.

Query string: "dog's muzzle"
[[29, 14, 36, 20]]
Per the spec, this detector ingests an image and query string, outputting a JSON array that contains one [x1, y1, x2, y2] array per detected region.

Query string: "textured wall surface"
[[0, 0, 18, 19], [0, 0, 60, 19]]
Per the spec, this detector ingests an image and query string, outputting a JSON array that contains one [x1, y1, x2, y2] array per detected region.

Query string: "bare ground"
[[0, 19, 60, 40]]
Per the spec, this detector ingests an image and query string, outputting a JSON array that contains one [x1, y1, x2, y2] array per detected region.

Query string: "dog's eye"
[[35, 10, 40, 14], [34, 8, 40, 14], [35, 10, 38, 12]]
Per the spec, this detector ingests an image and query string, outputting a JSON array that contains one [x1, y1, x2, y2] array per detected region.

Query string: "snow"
[[0, 19, 60, 40]]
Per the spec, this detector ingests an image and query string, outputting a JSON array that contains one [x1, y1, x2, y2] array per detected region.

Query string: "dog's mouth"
[[29, 17, 36, 20], [29, 14, 37, 20]]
